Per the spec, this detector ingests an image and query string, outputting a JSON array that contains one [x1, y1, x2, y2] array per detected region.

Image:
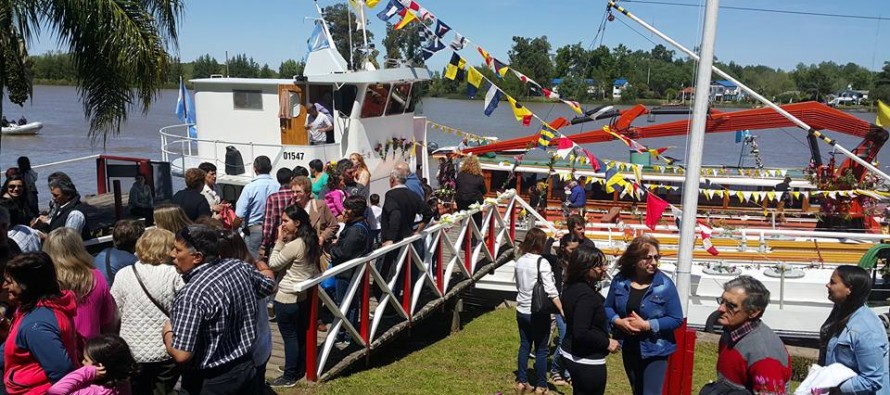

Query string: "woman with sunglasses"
[[559, 244, 620, 395], [604, 235, 682, 395], [2, 174, 35, 226]]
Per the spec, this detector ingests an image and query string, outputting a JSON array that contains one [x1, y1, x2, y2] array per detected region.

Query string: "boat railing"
[[291, 189, 522, 382], [159, 123, 284, 176]]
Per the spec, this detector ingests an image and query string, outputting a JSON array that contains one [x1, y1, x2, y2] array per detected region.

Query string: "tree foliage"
[[322, 3, 375, 70], [278, 59, 305, 78], [192, 54, 221, 78], [382, 22, 424, 66], [228, 54, 260, 78]]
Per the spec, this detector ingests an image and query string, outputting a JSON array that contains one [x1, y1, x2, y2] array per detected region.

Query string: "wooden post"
[[305, 286, 320, 382], [112, 180, 123, 221]]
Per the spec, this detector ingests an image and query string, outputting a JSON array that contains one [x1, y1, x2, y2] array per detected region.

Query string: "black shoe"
[[268, 376, 298, 388]]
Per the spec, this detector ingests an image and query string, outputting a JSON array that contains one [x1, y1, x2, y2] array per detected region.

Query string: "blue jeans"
[[622, 340, 669, 395], [335, 276, 360, 342], [550, 314, 570, 379], [245, 224, 263, 259], [516, 312, 551, 388], [275, 299, 311, 381]]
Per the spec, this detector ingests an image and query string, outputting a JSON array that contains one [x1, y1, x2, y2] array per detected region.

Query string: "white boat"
[[160, 19, 431, 199], [2, 122, 43, 135]]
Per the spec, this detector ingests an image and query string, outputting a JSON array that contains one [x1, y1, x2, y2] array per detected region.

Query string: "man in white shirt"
[[306, 102, 333, 145]]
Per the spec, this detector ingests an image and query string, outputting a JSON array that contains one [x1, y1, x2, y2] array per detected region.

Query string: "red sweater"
[[716, 321, 791, 394]]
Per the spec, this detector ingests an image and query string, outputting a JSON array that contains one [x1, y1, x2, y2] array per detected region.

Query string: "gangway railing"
[[159, 124, 284, 177], [293, 189, 523, 382]]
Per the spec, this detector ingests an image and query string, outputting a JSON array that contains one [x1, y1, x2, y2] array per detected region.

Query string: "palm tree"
[[0, 0, 182, 151]]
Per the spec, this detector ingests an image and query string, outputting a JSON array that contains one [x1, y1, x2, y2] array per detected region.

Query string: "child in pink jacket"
[[48, 335, 137, 395]]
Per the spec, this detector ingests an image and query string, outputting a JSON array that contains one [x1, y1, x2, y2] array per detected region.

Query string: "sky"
[[27, 0, 890, 75]]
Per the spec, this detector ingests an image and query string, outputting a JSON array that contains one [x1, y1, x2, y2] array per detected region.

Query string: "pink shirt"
[[74, 270, 118, 343], [48, 365, 131, 395]]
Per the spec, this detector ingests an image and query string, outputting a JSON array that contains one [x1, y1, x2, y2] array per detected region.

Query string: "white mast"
[[674, 0, 719, 314], [607, 0, 890, 185]]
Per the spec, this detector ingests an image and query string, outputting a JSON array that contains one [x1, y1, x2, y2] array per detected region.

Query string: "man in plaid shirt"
[[163, 225, 275, 394], [260, 168, 295, 258]]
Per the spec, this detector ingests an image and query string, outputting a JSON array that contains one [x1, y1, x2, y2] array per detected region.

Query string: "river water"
[[1, 85, 884, 207]]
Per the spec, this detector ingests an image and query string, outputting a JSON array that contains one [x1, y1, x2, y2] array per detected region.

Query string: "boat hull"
[[2, 122, 43, 135]]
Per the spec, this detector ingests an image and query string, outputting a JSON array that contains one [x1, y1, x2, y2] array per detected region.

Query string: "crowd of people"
[[0, 151, 457, 394], [514, 227, 890, 395]]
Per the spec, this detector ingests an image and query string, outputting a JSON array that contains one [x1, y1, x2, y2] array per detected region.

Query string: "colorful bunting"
[[560, 99, 583, 115], [582, 149, 606, 172], [507, 96, 533, 126], [466, 67, 483, 99], [698, 221, 719, 256], [421, 39, 446, 60], [450, 33, 467, 51], [537, 124, 557, 148], [377, 0, 404, 21], [555, 138, 575, 158], [395, 8, 417, 29], [484, 86, 501, 116], [541, 88, 560, 99], [434, 20, 451, 38], [445, 52, 466, 80], [605, 167, 625, 193]]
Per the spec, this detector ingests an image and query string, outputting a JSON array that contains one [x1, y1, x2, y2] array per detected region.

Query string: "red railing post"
[[487, 208, 496, 257], [402, 249, 412, 322], [96, 156, 107, 194], [305, 285, 320, 382], [361, 262, 370, 346], [464, 218, 472, 273], [662, 319, 696, 395], [436, 232, 444, 293]]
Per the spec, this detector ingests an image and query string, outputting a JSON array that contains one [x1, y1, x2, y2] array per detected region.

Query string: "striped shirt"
[[261, 187, 294, 251], [170, 258, 275, 370]]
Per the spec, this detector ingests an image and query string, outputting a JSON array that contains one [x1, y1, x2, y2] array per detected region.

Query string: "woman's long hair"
[[153, 203, 193, 233], [83, 334, 139, 387], [219, 229, 255, 264], [5, 252, 62, 312], [1, 174, 31, 206], [350, 153, 369, 173], [820, 265, 872, 342], [43, 228, 96, 299], [616, 234, 660, 279], [459, 155, 482, 176], [564, 244, 606, 285], [283, 204, 321, 266], [520, 228, 548, 256]]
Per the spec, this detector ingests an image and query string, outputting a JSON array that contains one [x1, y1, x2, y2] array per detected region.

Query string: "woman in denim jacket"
[[604, 235, 682, 395], [820, 265, 890, 395]]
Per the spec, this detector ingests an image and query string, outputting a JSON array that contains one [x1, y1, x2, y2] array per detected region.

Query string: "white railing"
[[293, 189, 521, 382], [159, 124, 284, 176]]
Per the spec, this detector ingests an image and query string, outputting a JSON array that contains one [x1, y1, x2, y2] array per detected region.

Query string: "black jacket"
[[381, 186, 434, 242], [171, 188, 211, 221], [559, 281, 611, 360], [49, 195, 90, 240], [330, 218, 371, 278], [454, 173, 486, 204]]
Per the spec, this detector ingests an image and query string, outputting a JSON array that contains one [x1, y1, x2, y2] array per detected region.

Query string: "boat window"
[[385, 83, 411, 116], [335, 85, 358, 117], [361, 83, 390, 118], [233, 90, 263, 110], [407, 82, 427, 113]]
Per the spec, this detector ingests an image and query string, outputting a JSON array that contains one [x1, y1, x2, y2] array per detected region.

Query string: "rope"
[[32, 154, 101, 169]]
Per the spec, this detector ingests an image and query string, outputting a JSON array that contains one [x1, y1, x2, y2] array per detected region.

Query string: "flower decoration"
[[374, 143, 385, 159]]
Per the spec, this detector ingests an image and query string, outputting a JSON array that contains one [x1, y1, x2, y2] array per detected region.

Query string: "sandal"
[[550, 373, 569, 387], [514, 382, 532, 395]]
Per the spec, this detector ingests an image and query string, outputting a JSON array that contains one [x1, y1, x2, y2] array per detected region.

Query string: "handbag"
[[132, 265, 170, 317], [531, 257, 558, 315]]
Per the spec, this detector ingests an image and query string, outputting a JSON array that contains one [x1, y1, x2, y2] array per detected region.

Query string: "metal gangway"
[[280, 189, 550, 382]]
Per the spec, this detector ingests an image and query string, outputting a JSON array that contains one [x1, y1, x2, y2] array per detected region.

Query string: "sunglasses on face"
[[7, 185, 22, 190], [640, 254, 661, 263], [716, 297, 741, 313]]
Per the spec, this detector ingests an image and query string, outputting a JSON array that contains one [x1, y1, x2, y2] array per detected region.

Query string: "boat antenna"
[[607, 0, 890, 186]]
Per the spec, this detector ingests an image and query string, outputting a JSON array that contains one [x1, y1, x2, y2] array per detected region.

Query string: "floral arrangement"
[[374, 143, 385, 159], [434, 179, 456, 201]]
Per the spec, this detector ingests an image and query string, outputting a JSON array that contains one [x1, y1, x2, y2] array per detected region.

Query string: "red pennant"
[[645, 193, 670, 230]]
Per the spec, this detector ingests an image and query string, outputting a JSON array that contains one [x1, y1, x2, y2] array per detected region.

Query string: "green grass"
[[276, 306, 740, 395]]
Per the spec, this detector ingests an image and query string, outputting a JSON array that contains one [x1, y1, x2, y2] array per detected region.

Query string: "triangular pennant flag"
[[698, 221, 719, 256], [506, 96, 533, 126], [541, 88, 560, 99], [742, 191, 752, 202], [793, 191, 800, 200], [671, 206, 683, 228], [395, 8, 417, 29], [560, 99, 583, 115], [767, 191, 776, 202], [605, 167, 626, 194], [450, 33, 467, 51], [491, 57, 509, 78], [645, 193, 670, 230], [377, 0, 404, 21], [445, 52, 466, 80], [511, 69, 537, 86], [366, 0, 380, 7], [466, 67, 483, 99], [433, 19, 451, 38], [632, 164, 642, 184], [878, 100, 890, 128], [421, 39, 446, 60], [484, 86, 502, 116], [555, 138, 575, 158], [583, 149, 605, 172]]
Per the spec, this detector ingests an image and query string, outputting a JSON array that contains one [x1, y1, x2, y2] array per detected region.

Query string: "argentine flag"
[[176, 77, 197, 138], [308, 21, 330, 52]]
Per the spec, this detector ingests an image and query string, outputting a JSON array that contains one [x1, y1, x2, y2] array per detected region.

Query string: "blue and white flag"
[[307, 21, 330, 52], [484, 86, 501, 117], [421, 39, 445, 60], [377, 0, 404, 21], [176, 77, 197, 138]]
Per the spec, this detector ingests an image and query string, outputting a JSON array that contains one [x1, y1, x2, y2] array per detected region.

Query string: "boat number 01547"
[[282, 152, 305, 161]]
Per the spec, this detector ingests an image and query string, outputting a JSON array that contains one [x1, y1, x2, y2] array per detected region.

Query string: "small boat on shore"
[[2, 122, 43, 136]]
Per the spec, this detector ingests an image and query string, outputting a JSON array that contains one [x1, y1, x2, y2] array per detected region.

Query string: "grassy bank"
[[277, 306, 743, 395]]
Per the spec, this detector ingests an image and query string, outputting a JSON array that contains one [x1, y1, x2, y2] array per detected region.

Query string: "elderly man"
[[378, 166, 434, 300], [233, 156, 280, 258], [36, 177, 89, 239], [163, 225, 275, 394], [709, 275, 791, 394], [394, 162, 425, 200]]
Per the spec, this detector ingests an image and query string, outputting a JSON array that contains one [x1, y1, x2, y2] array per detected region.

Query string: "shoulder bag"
[[132, 265, 170, 317], [531, 257, 558, 315]]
